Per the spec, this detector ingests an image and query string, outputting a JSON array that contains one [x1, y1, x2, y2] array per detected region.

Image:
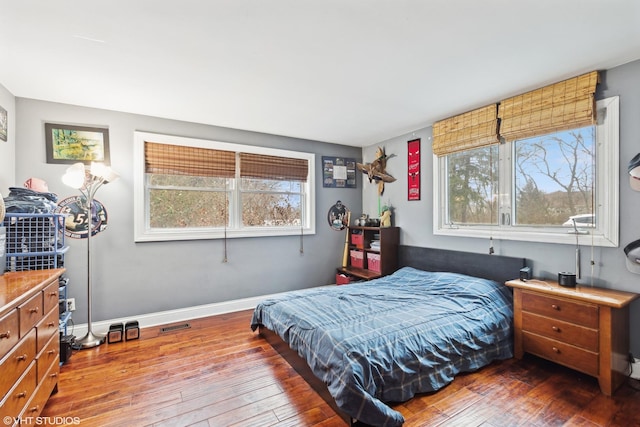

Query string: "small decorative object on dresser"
[[505, 278, 638, 395]]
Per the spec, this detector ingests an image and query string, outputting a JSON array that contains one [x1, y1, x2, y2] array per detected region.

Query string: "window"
[[134, 132, 315, 242], [434, 96, 619, 247]]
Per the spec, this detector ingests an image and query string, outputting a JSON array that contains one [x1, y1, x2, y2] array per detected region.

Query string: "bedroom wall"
[[362, 59, 640, 355], [12, 98, 362, 324], [0, 83, 15, 196]]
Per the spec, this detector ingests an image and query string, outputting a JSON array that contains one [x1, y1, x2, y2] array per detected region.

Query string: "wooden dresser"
[[505, 279, 638, 395], [0, 269, 65, 423]]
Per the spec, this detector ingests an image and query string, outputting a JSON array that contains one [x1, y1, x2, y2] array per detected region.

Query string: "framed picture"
[[0, 105, 7, 142], [322, 156, 357, 188], [45, 123, 110, 164], [407, 138, 420, 200]]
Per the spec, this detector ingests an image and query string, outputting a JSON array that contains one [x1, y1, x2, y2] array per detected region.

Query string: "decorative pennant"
[[408, 139, 420, 200]]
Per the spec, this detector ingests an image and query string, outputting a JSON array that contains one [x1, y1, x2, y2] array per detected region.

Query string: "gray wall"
[[0, 84, 15, 195], [12, 98, 362, 323], [362, 59, 640, 355]]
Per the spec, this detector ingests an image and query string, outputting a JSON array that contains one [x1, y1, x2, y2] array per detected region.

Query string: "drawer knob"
[[48, 349, 56, 355], [47, 322, 56, 327], [0, 330, 10, 339], [552, 326, 560, 332], [551, 304, 560, 310], [16, 390, 27, 398], [48, 291, 58, 297], [28, 404, 40, 413], [29, 307, 39, 314], [16, 353, 28, 361], [552, 347, 560, 353], [50, 372, 58, 378]]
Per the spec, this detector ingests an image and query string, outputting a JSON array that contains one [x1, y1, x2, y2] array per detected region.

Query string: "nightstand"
[[505, 279, 638, 395]]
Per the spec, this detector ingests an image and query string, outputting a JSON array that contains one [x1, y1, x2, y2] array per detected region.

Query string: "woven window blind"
[[432, 104, 500, 156], [498, 71, 599, 141], [144, 141, 236, 177], [240, 153, 308, 182]]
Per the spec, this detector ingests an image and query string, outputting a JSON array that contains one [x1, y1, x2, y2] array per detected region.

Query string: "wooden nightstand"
[[505, 279, 638, 395]]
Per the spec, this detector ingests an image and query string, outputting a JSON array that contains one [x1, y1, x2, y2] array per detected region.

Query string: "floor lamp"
[[62, 162, 119, 349]]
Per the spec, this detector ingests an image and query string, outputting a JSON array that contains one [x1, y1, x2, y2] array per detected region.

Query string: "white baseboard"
[[66, 293, 276, 339]]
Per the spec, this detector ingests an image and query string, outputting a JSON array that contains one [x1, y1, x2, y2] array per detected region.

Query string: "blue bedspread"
[[250, 267, 513, 427]]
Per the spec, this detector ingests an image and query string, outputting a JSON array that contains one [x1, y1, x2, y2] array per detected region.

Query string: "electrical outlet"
[[66, 298, 76, 312]]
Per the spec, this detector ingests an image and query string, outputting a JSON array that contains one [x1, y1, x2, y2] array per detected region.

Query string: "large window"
[[134, 132, 315, 242], [434, 96, 619, 247]]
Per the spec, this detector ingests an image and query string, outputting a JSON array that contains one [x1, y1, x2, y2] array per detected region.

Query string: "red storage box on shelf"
[[336, 273, 351, 285], [350, 250, 364, 268], [367, 252, 381, 273], [351, 232, 364, 247]]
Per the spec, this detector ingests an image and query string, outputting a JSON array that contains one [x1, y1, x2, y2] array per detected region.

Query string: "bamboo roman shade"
[[432, 104, 500, 156], [498, 71, 599, 141], [145, 141, 236, 177], [240, 153, 309, 182]]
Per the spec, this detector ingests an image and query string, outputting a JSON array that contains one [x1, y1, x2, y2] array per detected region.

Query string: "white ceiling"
[[2, 1, 640, 147]]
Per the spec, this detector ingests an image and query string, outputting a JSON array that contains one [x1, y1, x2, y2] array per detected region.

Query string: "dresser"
[[505, 279, 638, 395], [0, 269, 65, 423]]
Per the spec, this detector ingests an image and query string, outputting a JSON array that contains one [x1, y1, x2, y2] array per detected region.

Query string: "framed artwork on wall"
[[408, 138, 420, 200], [45, 122, 110, 164], [0, 105, 7, 142], [322, 156, 357, 188]]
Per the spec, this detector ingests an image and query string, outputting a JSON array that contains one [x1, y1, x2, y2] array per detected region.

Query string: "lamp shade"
[[90, 162, 120, 183], [62, 163, 86, 189]]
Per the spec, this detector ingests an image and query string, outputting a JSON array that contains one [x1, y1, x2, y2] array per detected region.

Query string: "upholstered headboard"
[[398, 245, 526, 284]]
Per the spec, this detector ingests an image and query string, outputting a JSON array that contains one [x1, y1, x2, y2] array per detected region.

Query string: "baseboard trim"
[[68, 292, 277, 339]]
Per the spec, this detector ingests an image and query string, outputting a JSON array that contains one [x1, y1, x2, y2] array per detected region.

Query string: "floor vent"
[[160, 323, 191, 333]]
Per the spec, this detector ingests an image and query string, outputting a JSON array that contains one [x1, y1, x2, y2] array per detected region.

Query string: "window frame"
[[134, 131, 316, 242], [433, 96, 619, 247]]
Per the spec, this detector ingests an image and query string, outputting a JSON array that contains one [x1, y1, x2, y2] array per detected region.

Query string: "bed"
[[250, 246, 526, 426]]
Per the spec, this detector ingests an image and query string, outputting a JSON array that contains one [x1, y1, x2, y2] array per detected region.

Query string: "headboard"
[[398, 245, 526, 284]]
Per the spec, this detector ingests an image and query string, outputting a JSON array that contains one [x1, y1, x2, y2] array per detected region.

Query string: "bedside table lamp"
[[62, 162, 119, 348]]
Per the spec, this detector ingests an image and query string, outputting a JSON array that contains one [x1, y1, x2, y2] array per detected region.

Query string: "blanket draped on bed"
[[250, 267, 513, 427]]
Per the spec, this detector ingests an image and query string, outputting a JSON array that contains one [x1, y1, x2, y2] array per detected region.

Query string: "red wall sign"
[[407, 138, 420, 201]]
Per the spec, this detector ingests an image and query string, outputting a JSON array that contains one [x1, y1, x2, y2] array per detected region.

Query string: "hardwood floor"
[[41, 310, 640, 426]]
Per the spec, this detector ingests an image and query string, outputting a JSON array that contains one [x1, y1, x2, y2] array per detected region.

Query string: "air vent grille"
[[160, 323, 191, 333]]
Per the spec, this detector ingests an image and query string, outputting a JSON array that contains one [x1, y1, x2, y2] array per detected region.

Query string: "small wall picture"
[[45, 122, 110, 164], [322, 156, 357, 188], [0, 105, 7, 142]]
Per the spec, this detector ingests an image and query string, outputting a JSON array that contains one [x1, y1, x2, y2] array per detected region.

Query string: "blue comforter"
[[250, 267, 513, 427]]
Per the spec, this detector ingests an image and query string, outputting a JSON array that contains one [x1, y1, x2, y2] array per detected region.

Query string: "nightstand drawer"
[[523, 331, 598, 377], [521, 291, 598, 328], [522, 311, 598, 351]]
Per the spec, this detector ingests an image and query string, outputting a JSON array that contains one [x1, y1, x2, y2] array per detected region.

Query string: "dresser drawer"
[[20, 355, 59, 425], [0, 361, 37, 420], [0, 309, 20, 359], [42, 280, 60, 315], [18, 293, 43, 338], [523, 331, 598, 377], [521, 291, 598, 328], [522, 311, 598, 351], [36, 333, 59, 384], [0, 329, 36, 398], [35, 307, 58, 353]]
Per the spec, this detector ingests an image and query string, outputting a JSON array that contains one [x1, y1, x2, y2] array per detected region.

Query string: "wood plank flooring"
[[40, 309, 640, 426]]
